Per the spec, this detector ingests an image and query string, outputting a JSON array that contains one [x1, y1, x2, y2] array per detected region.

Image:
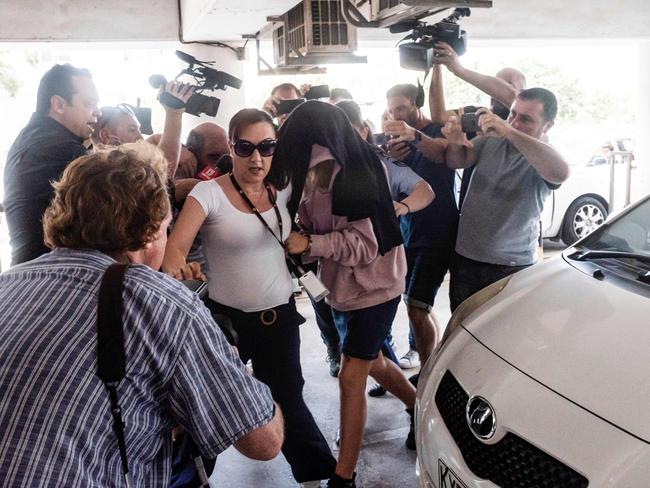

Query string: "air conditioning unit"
[[342, 0, 492, 28], [271, 0, 366, 67]]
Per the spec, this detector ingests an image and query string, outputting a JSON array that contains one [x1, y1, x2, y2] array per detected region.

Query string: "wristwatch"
[[413, 130, 423, 144]]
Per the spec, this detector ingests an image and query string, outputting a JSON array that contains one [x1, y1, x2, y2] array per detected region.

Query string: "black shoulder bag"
[[97, 263, 211, 487]]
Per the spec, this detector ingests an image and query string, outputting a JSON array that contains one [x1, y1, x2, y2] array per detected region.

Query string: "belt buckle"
[[260, 309, 278, 325]]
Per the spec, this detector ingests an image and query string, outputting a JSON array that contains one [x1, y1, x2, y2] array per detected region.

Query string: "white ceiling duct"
[[341, 0, 492, 28]]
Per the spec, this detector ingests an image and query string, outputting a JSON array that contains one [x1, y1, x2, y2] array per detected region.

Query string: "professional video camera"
[[149, 51, 243, 117], [393, 8, 470, 72]]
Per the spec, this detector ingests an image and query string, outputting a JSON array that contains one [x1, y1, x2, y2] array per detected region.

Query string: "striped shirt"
[[0, 248, 274, 487]]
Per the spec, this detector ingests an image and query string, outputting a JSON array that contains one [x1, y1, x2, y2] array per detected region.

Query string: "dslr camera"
[[394, 8, 470, 72], [460, 106, 484, 134], [149, 51, 243, 117]]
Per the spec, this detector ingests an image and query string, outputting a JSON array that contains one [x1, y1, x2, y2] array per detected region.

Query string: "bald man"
[[491, 67, 527, 118], [186, 122, 230, 173]]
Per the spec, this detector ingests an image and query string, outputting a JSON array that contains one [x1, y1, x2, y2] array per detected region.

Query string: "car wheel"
[[562, 196, 608, 245]]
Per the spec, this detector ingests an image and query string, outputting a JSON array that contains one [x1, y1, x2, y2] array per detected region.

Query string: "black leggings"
[[206, 298, 336, 483]]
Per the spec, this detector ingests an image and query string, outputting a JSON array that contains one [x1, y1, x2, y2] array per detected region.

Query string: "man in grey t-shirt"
[[442, 88, 570, 310]]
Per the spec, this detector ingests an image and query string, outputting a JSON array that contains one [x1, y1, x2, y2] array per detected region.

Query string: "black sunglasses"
[[232, 138, 277, 158]]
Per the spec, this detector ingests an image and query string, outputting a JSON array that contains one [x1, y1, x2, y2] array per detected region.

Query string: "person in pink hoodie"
[[275, 101, 417, 488]]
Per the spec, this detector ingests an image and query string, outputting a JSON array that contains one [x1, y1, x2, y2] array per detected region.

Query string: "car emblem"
[[466, 396, 497, 440]]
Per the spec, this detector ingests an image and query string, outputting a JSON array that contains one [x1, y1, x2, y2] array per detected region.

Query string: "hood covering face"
[[309, 143, 335, 169], [271, 100, 402, 255]]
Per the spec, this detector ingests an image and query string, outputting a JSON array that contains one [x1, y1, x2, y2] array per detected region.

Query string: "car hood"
[[462, 256, 650, 443]]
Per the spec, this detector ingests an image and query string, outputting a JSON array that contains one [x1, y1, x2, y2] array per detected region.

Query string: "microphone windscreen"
[[148, 74, 167, 89]]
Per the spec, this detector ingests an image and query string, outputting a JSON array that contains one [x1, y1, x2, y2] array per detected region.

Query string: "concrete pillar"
[[636, 41, 650, 199], [173, 43, 247, 132]]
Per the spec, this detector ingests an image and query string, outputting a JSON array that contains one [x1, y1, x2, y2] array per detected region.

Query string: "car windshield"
[[579, 197, 650, 257]]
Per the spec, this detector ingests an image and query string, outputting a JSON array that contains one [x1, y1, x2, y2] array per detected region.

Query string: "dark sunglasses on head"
[[232, 138, 277, 158]]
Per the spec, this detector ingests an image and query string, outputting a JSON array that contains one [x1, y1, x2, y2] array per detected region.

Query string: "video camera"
[[393, 8, 470, 72], [149, 50, 243, 117]]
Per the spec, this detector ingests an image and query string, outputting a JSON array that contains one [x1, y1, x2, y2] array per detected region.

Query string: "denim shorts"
[[331, 296, 401, 361], [403, 246, 454, 312]]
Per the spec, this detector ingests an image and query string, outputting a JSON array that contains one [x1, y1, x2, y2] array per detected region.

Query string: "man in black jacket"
[[3, 63, 100, 265]]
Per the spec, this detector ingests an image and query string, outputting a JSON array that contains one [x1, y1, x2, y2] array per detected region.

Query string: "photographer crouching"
[[0, 143, 284, 486]]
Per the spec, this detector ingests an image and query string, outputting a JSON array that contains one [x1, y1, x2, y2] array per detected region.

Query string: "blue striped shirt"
[[0, 248, 274, 487]]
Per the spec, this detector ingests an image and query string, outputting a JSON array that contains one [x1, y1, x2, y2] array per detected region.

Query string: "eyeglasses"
[[232, 138, 277, 158], [96, 103, 137, 132]]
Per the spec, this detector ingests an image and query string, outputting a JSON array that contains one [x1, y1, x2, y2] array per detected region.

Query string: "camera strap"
[[229, 173, 305, 275], [97, 263, 133, 488], [97, 264, 211, 488]]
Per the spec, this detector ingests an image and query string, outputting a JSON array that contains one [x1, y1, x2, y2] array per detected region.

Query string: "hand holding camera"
[[474, 108, 511, 138], [442, 115, 473, 148], [149, 50, 242, 117], [384, 120, 418, 161], [159, 81, 195, 112], [432, 41, 462, 72], [387, 140, 414, 162], [384, 120, 417, 144]]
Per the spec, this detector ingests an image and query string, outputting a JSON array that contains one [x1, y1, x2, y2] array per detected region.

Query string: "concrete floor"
[[210, 285, 453, 488], [209, 244, 565, 488]]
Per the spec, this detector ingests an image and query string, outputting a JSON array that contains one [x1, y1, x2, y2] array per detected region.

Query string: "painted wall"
[[0, 0, 179, 41], [1, 0, 649, 43]]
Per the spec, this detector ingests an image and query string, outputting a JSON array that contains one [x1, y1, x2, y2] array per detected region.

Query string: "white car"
[[541, 163, 610, 245], [542, 138, 633, 246], [416, 194, 650, 487]]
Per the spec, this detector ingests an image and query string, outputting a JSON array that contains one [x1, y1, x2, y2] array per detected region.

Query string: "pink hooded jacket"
[[298, 145, 406, 311]]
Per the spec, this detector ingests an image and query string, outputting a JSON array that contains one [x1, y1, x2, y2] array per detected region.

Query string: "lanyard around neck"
[[228, 173, 306, 276], [229, 172, 284, 248]]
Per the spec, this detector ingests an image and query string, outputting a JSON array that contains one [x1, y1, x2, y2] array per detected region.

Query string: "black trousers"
[[206, 298, 336, 483], [450, 253, 530, 312]]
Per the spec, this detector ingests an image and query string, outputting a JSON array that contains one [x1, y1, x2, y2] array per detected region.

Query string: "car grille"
[[435, 371, 589, 487]]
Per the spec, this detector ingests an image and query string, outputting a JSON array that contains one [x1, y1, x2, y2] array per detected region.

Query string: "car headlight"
[[419, 275, 513, 379]]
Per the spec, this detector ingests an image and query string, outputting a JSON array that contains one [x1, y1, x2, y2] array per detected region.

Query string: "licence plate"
[[438, 459, 468, 488]]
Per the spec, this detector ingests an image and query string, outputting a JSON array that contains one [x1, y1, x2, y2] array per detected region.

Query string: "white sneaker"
[[398, 349, 420, 369]]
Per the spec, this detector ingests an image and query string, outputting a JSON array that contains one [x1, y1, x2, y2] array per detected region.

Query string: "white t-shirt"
[[188, 180, 293, 312]]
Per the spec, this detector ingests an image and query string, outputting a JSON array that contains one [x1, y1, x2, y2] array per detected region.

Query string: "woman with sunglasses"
[[163, 108, 336, 487]]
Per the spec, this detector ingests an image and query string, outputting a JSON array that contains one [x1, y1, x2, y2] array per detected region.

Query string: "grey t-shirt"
[[382, 155, 423, 200], [456, 136, 558, 266]]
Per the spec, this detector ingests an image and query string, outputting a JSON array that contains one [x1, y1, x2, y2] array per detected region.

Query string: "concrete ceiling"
[[1, 0, 649, 43]]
